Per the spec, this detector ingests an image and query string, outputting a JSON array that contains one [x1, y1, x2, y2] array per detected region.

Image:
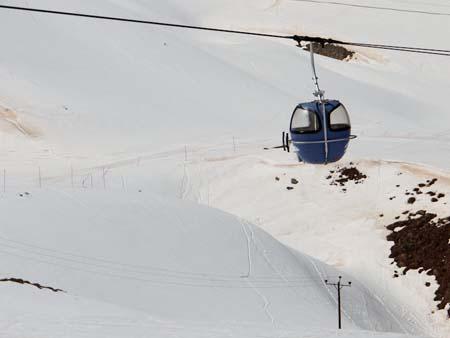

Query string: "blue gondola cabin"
[[290, 100, 352, 164]]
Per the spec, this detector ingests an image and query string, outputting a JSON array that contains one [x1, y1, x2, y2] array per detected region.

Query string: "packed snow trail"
[[241, 220, 277, 327]]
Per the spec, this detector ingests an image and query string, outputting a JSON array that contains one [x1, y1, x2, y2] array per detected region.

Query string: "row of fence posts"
[[183, 137, 238, 162], [1, 137, 240, 193], [0, 167, 120, 192]]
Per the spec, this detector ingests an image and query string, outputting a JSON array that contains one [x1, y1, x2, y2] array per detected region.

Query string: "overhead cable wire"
[[0, 234, 328, 284], [291, 35, 450, 56], [0, 247, 326, 289], [0, 4, 449, 56], [0, 4, 293, 40], [345, 42, 450, 53], [290, 0, 450, 16]]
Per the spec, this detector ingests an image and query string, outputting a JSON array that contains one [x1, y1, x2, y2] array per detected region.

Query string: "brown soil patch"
[[303, 42, 355, 61], [398, 179, 447, 205], [0, 277, 64, 293], [0, 106, 40, 137], [386, 212, 450, 316], [327, 166, 367, 187], [407, 197, 416, 204]]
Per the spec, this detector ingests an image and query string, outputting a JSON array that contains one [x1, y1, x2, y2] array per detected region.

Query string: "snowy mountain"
[[0, 0, 449, 337]]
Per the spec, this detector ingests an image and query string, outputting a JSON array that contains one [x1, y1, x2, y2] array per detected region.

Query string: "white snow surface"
[[0, 0, 449, 337], [0, 188, 424, 338]]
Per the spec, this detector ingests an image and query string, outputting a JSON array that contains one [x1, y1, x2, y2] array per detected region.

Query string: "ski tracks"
[[240, 220, 277, 328]]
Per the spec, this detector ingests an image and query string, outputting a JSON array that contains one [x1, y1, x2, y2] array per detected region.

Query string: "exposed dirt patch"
[[275, 174, 300, 191], [397, 179, 447, 205], [386, 212, 450, 316], [326, 165, 367, 188], [0, 277, 64, 293], [18, 191, 31, 197], [0, 106, 40, 137], [407, 197, 416, 204], [303, 42, 355, 61]]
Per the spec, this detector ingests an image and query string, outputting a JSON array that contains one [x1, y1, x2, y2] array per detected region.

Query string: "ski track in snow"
[[240, 220, 252, 279], [240, 220, 277, 328]]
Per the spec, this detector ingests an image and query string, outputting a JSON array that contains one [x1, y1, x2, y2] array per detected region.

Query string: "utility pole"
[[325, 276, 351, 329], [38, 166, 42, 188], [71, 165, 74, 189], [102, 168, 108, 190]]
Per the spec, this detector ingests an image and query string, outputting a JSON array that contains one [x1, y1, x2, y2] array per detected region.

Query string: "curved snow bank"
[[184, 153, 449, 337], [0, 285, 424, 338], [0, 189, 421, 336]]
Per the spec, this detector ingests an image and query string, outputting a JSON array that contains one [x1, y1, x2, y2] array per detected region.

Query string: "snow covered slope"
[[0, 284, 425, 338], [0, 0, 449, 337], [0, 0, 449, 170], [176, 150, 450, 337], [0, 188, 423, 337]]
